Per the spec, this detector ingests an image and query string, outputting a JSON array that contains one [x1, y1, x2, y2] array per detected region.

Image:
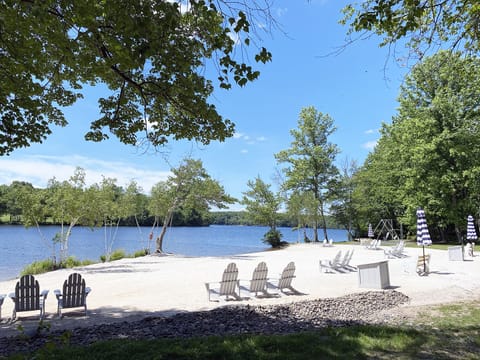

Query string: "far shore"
[[1, 241, 479, 338]]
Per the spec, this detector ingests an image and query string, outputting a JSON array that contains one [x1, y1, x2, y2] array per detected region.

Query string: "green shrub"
[[262, 229, 284, 248], [81, 259, 96, 266], [60, 256, 82, 268], [133, 249, 150, 258], [21, 259, 56, 276], [21, 256, 98, 276], [101, 249, 127, 262]]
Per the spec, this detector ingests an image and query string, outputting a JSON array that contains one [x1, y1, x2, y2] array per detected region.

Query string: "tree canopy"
[[342, 0, 480, 62], [353, 51, 480, 241], [0, 0, 273, 155], [149, 157, 236, 252]]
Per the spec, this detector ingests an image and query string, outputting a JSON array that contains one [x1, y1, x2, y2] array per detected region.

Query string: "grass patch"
[[21, 257, 96, 276], [100, 248, 150, 262], [10, 301, 480, 359], [133, 249, 150, 258]]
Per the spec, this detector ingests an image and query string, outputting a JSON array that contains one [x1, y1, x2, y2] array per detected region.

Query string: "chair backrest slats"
[[278, 262, 295, 289], [63, 273, 86, 309], [219, 263, 239, 296], [15, 275, 40, 312], [250, 262, 268, 292]]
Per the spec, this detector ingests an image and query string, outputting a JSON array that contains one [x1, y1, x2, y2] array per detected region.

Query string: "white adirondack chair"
[[271, 262, 298, 294], [244, 262, 269, 297], [319, 250, 343, 273], [205, 263, 241, 301]]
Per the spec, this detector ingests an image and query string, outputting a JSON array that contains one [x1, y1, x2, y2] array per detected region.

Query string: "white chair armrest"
[[41, 289, 49, 300], [85, 287, 92, 296], [54, 289, 62, 299]]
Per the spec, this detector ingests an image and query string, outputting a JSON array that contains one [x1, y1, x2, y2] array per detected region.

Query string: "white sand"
[[1, 242, 479, 337]]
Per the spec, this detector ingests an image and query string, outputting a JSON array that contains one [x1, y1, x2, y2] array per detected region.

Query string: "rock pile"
[[0, 290, 409, 357]]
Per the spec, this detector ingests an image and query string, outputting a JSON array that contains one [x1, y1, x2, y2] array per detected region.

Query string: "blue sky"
[[0, 1, 409, 210]]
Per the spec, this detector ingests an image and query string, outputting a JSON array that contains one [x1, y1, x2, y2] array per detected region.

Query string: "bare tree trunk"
[[156, 211, 173, 253], [313, 219, 319, 242]]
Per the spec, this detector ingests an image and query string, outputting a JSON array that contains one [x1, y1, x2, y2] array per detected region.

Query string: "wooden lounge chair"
[[271, 262, 298, 294], [243, 261, 269, 297], [416, 254, 431, 276], [319, 251, 342, 273], [54, 273, 91, 317], [205, 263, 241, 301], [9, 274, 49, 321]]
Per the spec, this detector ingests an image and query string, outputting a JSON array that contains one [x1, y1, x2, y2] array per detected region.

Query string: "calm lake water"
[[0, 225, 348, 281]]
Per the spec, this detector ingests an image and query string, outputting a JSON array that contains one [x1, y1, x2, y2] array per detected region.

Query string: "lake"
[[0, 225, 348, 281]]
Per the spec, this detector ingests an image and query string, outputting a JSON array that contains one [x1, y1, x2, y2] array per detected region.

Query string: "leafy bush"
[[21, 259, 56, 276], [81, 259, 96, 266], [21, 256, 97, 276], [133, 249, 150, 258], [60, 256, 82, 268], [262, 229, 284, 248], [101, 249, 127, 262]]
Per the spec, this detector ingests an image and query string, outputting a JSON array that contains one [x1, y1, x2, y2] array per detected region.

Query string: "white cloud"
[[233, 132, 244, 139], [364, 129, 376, 135], [233, 132, 267, 145], [240, 149, 248, 154], [363, 140, 377, 150], [0, 155, 171, 193]]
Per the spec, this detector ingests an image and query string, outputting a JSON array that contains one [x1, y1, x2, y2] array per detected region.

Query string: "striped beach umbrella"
[[416, 208, 432, 247], [368, 223, 374, 238], [467, 215, 477, 242], [416, 208, 432, 274]]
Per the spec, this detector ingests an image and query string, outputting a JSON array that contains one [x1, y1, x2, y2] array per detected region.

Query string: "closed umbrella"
[[416, 208, 432, 274], [467, 215, 477, 257], [368, 223, 374, 238], [467, 215, 477, 242]]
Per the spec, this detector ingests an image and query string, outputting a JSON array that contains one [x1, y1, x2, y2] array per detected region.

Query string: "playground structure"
[[372, 219, 403, 241]]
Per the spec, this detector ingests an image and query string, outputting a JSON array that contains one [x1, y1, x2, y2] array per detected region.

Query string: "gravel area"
[[0, 290, 409, 357]]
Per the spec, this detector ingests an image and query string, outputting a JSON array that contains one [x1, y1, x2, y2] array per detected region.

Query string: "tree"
[[4, 181, 36, 223], [0, 1, 274, 155], [122, 181, 151, 252], [241, 176, 284, 247], [275, 106, 339, 242], [15, 184, 58, 260], [342, 0, 480, 63], [355, 51, 480, 241], [350, 135, 405, 235], [149, 158, 235, 252], [94, 176, 128, 262], [285, 190, 319, 242], [45, 167, 97, 262]]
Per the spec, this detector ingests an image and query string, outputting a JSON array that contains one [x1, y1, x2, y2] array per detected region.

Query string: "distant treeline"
[[0, 211, 341, 229]]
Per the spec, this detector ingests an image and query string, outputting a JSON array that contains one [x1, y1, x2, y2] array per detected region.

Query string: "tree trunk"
[[156, 211, 173, 253], [313, 219, 319, 242], [319, 203, 328, 241], [455, 224, 462, 245]]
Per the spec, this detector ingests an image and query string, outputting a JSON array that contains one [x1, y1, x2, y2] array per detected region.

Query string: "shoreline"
[[0, 225, 349, 282], [1, 242, 480, 338]]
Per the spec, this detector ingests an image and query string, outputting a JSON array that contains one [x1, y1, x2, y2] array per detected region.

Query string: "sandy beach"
[[1, 242, 479, 337]]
